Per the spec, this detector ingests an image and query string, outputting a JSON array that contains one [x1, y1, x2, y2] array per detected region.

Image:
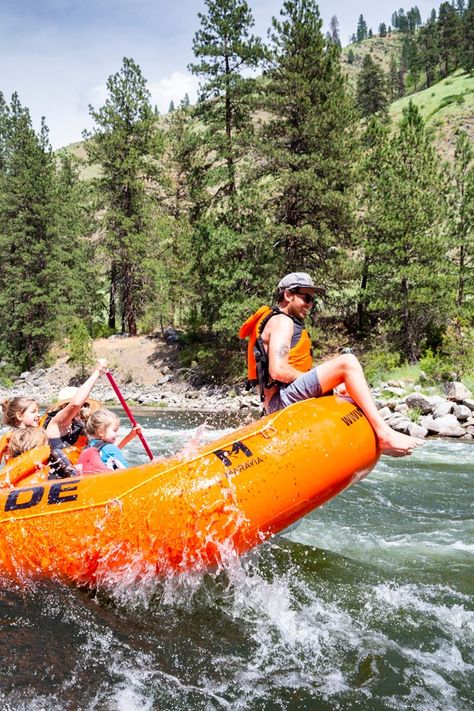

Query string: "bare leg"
[[317, 354, 424, 457]]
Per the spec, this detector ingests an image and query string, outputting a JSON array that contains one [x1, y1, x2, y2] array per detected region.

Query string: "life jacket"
[[239, 305, 313, 399], [0, 431, 12, 464], [76, 441, 123, 474], [0, 445, 51, 488], [40, 413, 87, 449], [76, 443, 110, 475]]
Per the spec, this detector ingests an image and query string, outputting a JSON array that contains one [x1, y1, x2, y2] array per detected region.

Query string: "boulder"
[[394, 402, 409, 415], [388, 414, 408, 430], [391, 418, 411, 434], [453, 404, 472, 421], [445, 381, 472, 402], [432, 402, 454, 418], [407, 422, 428, 438], [420, 414, 465, 437], [463, 399, 474, 412], [405, 393, 443, 414], [378, 406, 392, 420]]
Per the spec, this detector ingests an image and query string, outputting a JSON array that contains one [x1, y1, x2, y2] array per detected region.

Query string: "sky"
[[0, 0, 439, 149]]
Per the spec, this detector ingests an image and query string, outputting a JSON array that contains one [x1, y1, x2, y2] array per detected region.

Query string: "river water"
[[0, 410, 472, 710]]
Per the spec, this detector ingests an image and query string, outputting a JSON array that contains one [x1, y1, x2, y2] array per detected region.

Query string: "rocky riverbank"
[[372, 380, 474, 440], [1, 364, 473, 440]]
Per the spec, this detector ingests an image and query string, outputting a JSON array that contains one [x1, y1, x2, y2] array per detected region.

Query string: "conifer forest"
[[0, 0, 473, 383]]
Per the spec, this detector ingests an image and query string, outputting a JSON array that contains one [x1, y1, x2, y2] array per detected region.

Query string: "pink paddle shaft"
[[105, 371, 154, 460]]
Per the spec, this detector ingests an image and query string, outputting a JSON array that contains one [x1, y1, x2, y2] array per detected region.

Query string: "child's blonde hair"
[[2, 397, 37, 427], [8, 426, 48, 458], [85, 408, 120, 439]]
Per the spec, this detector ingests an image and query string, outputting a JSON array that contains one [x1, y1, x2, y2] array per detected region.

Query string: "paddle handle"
[[105, 371, 154, 460]]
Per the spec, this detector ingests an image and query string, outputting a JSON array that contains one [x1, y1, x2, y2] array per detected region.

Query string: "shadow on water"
[[1, 537, 471, 710]]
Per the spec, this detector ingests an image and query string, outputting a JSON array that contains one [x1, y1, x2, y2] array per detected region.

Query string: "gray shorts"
[[267, 367, 322, 414]]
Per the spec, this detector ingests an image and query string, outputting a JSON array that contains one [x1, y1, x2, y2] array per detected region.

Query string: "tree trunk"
[[357, 255, 369, 333], [108, 260, 117, 330], [122, 261, 137, 336], [401, 277, 417, 363]]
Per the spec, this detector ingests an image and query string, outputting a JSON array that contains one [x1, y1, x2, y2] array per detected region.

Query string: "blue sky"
[[0, 0, 438, 149]]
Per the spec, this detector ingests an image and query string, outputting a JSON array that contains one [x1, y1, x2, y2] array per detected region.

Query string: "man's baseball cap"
[[277, 272, 326, 295]]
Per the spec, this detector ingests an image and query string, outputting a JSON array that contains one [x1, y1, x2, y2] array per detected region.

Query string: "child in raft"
[[80, 408, 138, 471], [1, 359, 108, 457], [8, 426, 49, 459], [5, 426, 79, 479]]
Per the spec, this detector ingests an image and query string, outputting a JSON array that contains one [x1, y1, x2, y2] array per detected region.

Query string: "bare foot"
[[377, 428, 425, 457]]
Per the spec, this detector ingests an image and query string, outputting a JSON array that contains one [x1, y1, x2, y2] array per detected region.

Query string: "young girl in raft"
[[1, 359, 108, 457], [8, 426, 49, 459], [80, 408, 138, 471]]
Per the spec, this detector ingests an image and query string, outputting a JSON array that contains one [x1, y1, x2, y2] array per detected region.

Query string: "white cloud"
[[149, 71, 200, 113]]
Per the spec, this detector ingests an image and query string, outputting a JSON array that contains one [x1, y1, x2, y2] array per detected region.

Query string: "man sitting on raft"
[[239, 272, 424, 457]]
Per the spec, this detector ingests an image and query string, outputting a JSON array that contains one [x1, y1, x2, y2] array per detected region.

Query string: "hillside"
[[389, 69, 474, 157], [341, 32, 403, 89]]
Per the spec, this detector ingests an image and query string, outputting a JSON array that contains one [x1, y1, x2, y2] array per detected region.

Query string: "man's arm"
[[267, 316, 306, 384]]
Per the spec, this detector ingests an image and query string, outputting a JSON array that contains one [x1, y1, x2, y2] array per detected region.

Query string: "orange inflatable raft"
[[0, 396, 379, 585]]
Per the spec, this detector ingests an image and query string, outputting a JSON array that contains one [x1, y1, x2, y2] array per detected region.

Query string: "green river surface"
[[0, 410, 472, 710]]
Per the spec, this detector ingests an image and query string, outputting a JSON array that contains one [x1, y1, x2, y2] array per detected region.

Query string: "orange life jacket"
[[0, 444, 51, 488], [0, 430, 12, 464], [239, 306, 313, 390]]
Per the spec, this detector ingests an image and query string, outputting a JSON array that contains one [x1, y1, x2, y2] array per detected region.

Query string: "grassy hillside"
[[61, 140, 101, 180], [389, 70, 474, 157], [340, 32, 403, 89]]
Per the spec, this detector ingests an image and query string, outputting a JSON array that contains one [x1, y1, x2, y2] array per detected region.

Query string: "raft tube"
[[0, 396, 379, 585]]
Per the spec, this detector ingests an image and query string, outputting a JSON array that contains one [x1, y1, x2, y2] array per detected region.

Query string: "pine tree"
[[418, 16, 439, 87], [84, 57, 164, 335], [447, 131, 474, 314], [329, 15, 341, 48], [53, 151, 103, 334], [406, 36, 423, 89], [154, 106, 204, 329], [363, 102, 452, 362], [0, 96, 67, 368], [398, 10, 409, 33], [348, 48, 355, 65], [187, 0, 269, 340], [168, 100, 175, 113], [460, 0, 474, 71], [407, 7, 421, 33], [379, 22, 387, 37], [438, 1, 462, 76], [356, 54, 389, 118], [259, 0, 357, 281], [189, 0, 265, 202], [388, 56, 400, 100], [356, 14, 368, 42]]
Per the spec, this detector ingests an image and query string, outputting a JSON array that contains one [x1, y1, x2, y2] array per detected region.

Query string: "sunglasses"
[[292, 291, 315, 304]]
